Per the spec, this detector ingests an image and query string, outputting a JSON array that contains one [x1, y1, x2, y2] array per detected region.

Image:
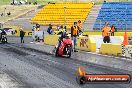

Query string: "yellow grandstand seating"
[[31, 2, 94, 29]]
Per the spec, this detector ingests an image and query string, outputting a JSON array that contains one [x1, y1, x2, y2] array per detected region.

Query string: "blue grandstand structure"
[[93, 2, 132, 30]]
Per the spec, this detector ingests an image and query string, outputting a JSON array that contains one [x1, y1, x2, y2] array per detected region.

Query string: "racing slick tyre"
[[66, 47, 71, 58], [1, 38, 7, 44], [55, 48, 59, 57], [5, 37, 7, 43]]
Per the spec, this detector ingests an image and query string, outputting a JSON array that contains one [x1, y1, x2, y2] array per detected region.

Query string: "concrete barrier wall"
[[99, 43, 112, 55], [13, 30, 32, 37], [44, 35, 60, 46], [99, 43, 122, 56], [44, 34, 125, 57], [76, 36, 96, 52], [90, 35, 123, 49], [24, 31, 32, 36], [89, 35, 103, 49], [44, 35, 96, 52], [3, 26, 32, 37]]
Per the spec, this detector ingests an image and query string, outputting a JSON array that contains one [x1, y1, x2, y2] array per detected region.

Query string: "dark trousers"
[[103, 36, 110, 43], [21, 37, 24, 43], [111, 32, 114, 36], [57, 37, 63, 49]]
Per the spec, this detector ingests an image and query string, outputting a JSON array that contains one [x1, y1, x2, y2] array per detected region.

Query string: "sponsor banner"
[[85, 74, 130, 83], [80, 38, 88, 48]]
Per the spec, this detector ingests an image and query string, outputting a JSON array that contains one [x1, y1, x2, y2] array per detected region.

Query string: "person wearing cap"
[[58, 25, 67, 39], [57, 25, 63, 35], [20, 28, 25, 43], [102, 22, 111, 43], [71, 22, 79, 52], [111, 24, 115, 36], [78, 20, 82, 29], [57, 25, 68, 47], [77, 20, 83, 34], [47, 24, 54, 34]]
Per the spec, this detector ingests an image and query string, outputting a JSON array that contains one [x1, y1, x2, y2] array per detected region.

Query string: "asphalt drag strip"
[[0, 43, 131, 88]]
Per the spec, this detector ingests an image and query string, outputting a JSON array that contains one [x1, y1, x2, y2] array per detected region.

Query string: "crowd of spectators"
[[1, 12, 11, 17]]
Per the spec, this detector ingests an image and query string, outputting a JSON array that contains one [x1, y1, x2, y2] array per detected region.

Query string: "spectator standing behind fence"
[[71, 22, 79, 52], [20, 28, 25, 43], [102, 22, 111, 43], [111, 24, 115, 36]]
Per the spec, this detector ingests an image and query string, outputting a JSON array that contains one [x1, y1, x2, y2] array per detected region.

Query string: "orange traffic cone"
[[122, 30, 128, 46]]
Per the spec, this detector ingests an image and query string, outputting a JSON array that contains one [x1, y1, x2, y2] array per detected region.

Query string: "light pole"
[[64, 0, 66, 27]]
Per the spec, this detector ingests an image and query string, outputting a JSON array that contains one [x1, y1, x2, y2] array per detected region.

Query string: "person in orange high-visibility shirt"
[[102, 22, 111, 43], [71, 22, 80, 52], [111, 24, 115, 36]]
